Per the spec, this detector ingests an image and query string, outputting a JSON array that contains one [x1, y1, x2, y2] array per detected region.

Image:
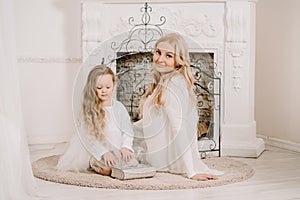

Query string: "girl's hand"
[[102, 151, 118, 167], [120, 147, 133, 162]]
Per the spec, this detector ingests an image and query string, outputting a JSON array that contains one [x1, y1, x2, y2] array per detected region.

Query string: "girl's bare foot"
[[191, 173, 218, 181]]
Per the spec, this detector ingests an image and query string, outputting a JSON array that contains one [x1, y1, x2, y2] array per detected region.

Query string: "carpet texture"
[[32, 155, 254, 190]]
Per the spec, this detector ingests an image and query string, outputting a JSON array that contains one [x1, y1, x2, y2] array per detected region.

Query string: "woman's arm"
[[163, 76, 198, 177]]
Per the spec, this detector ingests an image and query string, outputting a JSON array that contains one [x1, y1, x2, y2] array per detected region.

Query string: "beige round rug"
[[32, 155, 254, 190]]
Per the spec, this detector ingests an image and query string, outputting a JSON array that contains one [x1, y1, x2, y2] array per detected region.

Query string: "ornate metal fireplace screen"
[[104, 3, 221, 158]]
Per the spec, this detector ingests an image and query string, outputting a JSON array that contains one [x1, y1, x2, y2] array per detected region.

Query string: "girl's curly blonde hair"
[[82, 65, 115, 144]]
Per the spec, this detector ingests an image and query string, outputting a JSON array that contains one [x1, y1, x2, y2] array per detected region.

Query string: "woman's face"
[[96, 74, 114, 104], [153, 42, 176, 69]]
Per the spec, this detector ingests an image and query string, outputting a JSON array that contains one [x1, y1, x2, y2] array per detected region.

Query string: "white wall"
[[256, 0, 300, 148], [15, 0, 82, 144]]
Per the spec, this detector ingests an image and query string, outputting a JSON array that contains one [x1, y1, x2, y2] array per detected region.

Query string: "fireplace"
[[115, 50, 221, 157], [80, 0, 265, 158]]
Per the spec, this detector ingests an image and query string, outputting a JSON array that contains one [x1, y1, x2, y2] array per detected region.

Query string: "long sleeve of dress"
[[115, 101, 135, 152], [163, 76, 200, 177], [57, 99, 136, 171], [163, 76, 223, 177], [78, 100, 135, 160]]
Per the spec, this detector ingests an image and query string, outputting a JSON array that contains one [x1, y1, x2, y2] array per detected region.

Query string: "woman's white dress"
[[135, 74, 223, 178]]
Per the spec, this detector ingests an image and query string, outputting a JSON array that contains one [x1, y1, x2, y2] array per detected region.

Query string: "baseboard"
[[27, 134, 300, 153], [258, 134, 300, 153], [221, 138, 265, 158]]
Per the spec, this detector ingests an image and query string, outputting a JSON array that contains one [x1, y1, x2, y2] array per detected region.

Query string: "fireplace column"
[[222, 0, 264, 157]]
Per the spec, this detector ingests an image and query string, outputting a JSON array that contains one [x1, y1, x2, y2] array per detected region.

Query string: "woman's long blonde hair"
[[82, 65, 115, 143], [139, 33, 195, 117]]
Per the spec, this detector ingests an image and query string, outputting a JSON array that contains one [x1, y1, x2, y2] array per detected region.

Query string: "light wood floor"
[[30, 144, 300, 200]]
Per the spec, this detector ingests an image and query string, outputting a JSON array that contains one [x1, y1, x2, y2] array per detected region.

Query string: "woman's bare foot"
[[191, 173, 218, 181]]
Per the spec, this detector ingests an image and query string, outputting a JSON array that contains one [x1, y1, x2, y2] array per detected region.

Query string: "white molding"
[[17, 56, 82, 63], [225, 6, 248, 43], [222, 137, 265, 157], [109, 6, 220, 39], [227, 42, 246, 91], [28, 134, 71, 145], [258, 134, 300, 153]]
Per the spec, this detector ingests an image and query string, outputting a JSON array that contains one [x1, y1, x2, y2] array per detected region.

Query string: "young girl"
[[57, 65, 137, 176], [135, 33, 223, 181]]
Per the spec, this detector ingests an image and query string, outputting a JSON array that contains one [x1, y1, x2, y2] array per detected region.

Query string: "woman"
[[135, 33, 223, 181]]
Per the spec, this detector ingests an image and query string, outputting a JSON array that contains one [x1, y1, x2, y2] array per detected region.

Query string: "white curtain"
[[0, 0, 38, 199]]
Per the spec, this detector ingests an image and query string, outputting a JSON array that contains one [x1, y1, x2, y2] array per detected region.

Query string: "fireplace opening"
[[116, 52, 153, 122], [190, 52, 215, 140]]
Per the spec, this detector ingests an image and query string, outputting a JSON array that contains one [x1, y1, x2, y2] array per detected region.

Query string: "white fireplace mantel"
[[81, 0, 264, 157]]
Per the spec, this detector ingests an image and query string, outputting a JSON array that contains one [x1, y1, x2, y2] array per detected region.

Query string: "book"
[[111, 164, 156, 180]]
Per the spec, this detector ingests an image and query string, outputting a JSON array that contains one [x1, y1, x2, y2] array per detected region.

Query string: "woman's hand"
[[120, 147, 133, 162], [102, 151, 118, 167], [191, 173, 217, 181]]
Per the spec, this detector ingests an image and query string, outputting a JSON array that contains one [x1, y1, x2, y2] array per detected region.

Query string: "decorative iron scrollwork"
[[111, 2, 166, 53]]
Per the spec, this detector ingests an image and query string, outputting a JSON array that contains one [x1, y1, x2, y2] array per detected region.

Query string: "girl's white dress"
[[57, 99, 135, 171], [134, 74, 223, 178]]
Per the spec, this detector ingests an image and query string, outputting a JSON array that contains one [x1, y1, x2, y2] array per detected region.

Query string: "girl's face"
[[153, 42, 176, 70], [96, 74, 114, 104]]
